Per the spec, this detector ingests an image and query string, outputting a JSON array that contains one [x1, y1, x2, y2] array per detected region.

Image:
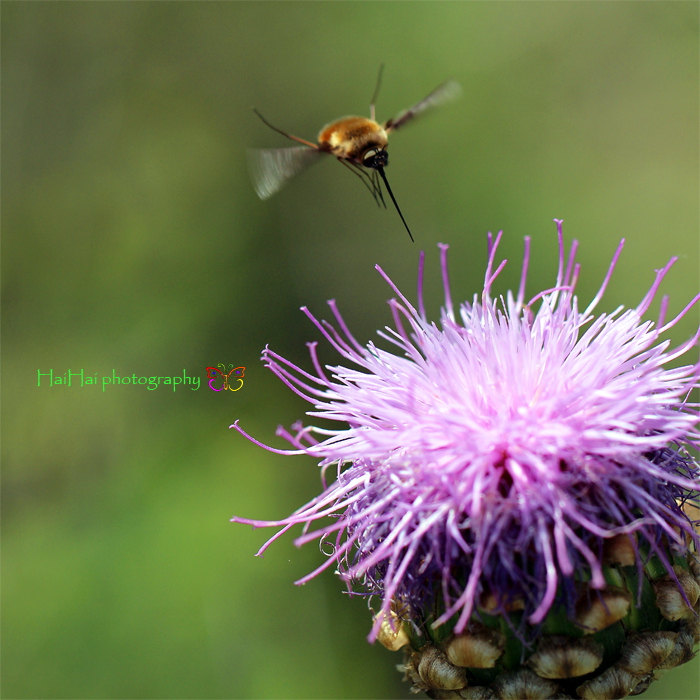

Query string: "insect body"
[[318, 116, 388, 162], [249, 68, 461, 242]]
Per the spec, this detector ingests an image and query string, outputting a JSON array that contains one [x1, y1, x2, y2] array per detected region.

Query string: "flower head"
[[233, 221, 700, 656]]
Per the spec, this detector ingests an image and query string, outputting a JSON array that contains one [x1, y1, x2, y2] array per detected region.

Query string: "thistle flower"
[[233, 221, 700, 699]]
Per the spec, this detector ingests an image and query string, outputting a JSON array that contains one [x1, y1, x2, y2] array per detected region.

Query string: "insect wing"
[[248, 146, 323, 200], [227, 366, 245, 391], [384, 79, 462, 133], [206, 367, 227, 392]]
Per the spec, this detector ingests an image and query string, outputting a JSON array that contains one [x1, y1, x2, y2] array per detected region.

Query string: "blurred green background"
[[2, 2, 698, 699]]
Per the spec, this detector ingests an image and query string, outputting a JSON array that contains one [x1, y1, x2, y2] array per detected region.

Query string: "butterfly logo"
[[206, 364, 245, 392]]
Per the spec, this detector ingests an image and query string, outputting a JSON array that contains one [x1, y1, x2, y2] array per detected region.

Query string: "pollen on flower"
[[232, 220, 700, 646]]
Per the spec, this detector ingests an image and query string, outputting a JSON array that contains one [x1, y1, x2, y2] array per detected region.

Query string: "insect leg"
[[338, 159, 384, 207], [369, 169, 387, 208], [357, 163, 386, 208], [348, 161, 386, 207], [369, 63, 384, 122], [253, 109, 319, 149]]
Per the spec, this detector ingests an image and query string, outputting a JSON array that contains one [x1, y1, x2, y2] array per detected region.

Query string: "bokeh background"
[[2, 2, 698, 699]]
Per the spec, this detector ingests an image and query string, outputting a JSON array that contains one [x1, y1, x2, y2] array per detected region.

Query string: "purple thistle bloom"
[[232, 221, 700, 646]]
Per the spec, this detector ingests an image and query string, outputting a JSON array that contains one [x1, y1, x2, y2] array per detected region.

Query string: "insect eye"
[[363, 148, 388, 169]]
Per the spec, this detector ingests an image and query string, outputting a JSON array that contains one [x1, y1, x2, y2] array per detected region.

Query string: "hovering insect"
[[248, 67, 461, 242]]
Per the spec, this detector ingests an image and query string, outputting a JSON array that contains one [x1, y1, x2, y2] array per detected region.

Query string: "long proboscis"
[[377, 166, 414, 242]]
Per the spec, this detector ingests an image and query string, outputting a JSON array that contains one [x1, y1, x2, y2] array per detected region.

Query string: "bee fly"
[[248, 66, 461, 242]]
